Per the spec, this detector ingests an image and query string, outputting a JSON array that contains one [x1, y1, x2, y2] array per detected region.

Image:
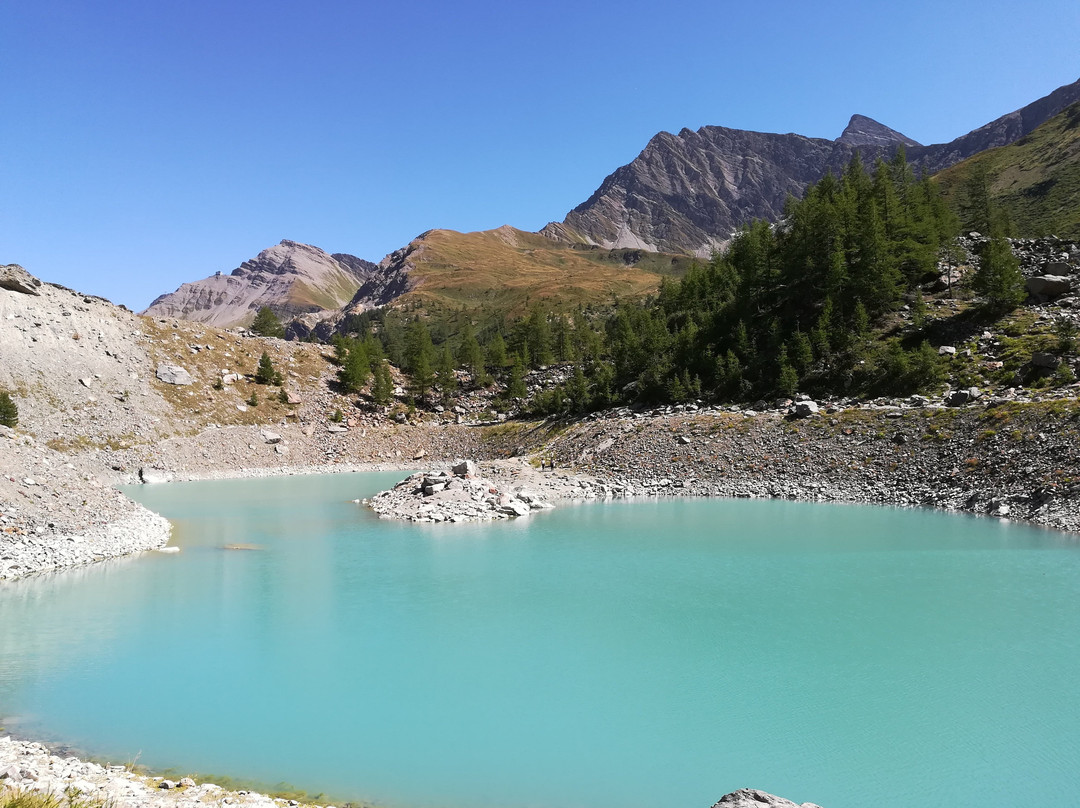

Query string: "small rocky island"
[[366, 459, 556, 522]]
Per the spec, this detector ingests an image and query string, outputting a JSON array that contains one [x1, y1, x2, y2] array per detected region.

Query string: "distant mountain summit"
[[142, 240, 376, 328], [544, 77, 1080, 256], [837, 114, 921, 148]]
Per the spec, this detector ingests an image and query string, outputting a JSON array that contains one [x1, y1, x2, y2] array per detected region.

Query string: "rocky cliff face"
[[543, 126, 877, 257], [544, 77, 1080, 256], [142, 240, 376, 328]]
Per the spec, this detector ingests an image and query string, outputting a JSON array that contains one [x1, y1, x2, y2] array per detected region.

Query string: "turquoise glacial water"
[[2, 472, 1079, 808]]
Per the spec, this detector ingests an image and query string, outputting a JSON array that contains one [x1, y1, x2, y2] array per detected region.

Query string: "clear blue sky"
[[2, 0, 1077, 310]]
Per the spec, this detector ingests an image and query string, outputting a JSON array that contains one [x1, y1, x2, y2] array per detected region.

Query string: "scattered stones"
[[711, 789, 823, 808], [0, 735, 309, 808], [366, 460, 578, 523]]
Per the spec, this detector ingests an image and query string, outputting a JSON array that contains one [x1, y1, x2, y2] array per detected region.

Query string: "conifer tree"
[[250, 307, 285, 338], [403, 319, 434, 376], [338, 343, 370, 393], [973, 235, 1025, 312], [255, 351, 281, 385], [371, 360, 394, 406], [486, 332, 508, 368], [409, 350, 435, 402], [506, 354, 527, 400], [775, 346, 799, 398], [0, 391, 18, 428], [436, 345, 457, 404], [457, 322, 484, 380]]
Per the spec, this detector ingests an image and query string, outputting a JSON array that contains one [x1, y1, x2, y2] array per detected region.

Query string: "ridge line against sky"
[[1, 0, 1078, 310]]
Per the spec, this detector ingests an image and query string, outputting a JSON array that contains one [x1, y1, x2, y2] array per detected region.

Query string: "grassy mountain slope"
[[388, 225, 694, 314], [935, 102, 1080, 238]]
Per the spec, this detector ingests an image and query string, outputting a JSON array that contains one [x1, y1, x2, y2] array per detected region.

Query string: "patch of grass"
[[935, 102, 1080, 239], [46, 433, 139, 453], [1, 787, 111, 808]]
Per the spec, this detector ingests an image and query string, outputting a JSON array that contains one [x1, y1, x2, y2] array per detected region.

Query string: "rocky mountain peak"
[[545, 78, 1079, 257], [837, 114, 921, 148], [142, 240, 376, 329]]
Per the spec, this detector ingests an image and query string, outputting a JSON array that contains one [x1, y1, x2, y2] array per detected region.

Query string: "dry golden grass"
[[393, 226, 693, 313], [140, 317, 334, 430]]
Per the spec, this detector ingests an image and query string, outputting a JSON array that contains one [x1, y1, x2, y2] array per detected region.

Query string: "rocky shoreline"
[[0, 505, 171, 582], [1, 734, 817, 808], [0, 735, 338, 808]]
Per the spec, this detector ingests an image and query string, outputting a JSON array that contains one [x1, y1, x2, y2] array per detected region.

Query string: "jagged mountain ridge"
[[142, 240, 377, 328], [544, 77, 1080, 256]]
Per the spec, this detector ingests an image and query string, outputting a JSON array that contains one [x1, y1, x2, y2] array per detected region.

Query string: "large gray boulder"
[[452, 459, 477, 478], [0, 264, 42, 295], [1026, 274, 1072, 300], [156, 363, 193, 385]]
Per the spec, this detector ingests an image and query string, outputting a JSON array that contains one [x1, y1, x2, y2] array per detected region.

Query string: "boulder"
[[1031, 352, 1061, 369], [938, 345, 957, 356], [1026, 274, 1072, 300], [156, 363, 193, 385], [452, 459, 477, 478], [139, 467, 174, 484], [0, 264, 42, 295], [794, 400, 819, 418], [947, 387, 982, 406], [500, 500, 532, 517], [260, 430, 282, 444]]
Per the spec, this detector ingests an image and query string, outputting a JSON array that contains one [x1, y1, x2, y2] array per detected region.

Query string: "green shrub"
[[0, 390, 17, 428]]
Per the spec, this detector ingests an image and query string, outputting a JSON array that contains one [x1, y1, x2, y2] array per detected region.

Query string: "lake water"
[[1, 472, 1079, 808]]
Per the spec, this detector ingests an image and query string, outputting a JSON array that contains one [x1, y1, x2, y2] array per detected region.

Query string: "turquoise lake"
[[2, 471, 1079, 808]]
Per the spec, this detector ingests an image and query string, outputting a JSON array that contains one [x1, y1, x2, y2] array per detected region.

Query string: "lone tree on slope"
[[250, 306, 285, 338], [255, 351, 282, 385], [0, 391, 18, 428]]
